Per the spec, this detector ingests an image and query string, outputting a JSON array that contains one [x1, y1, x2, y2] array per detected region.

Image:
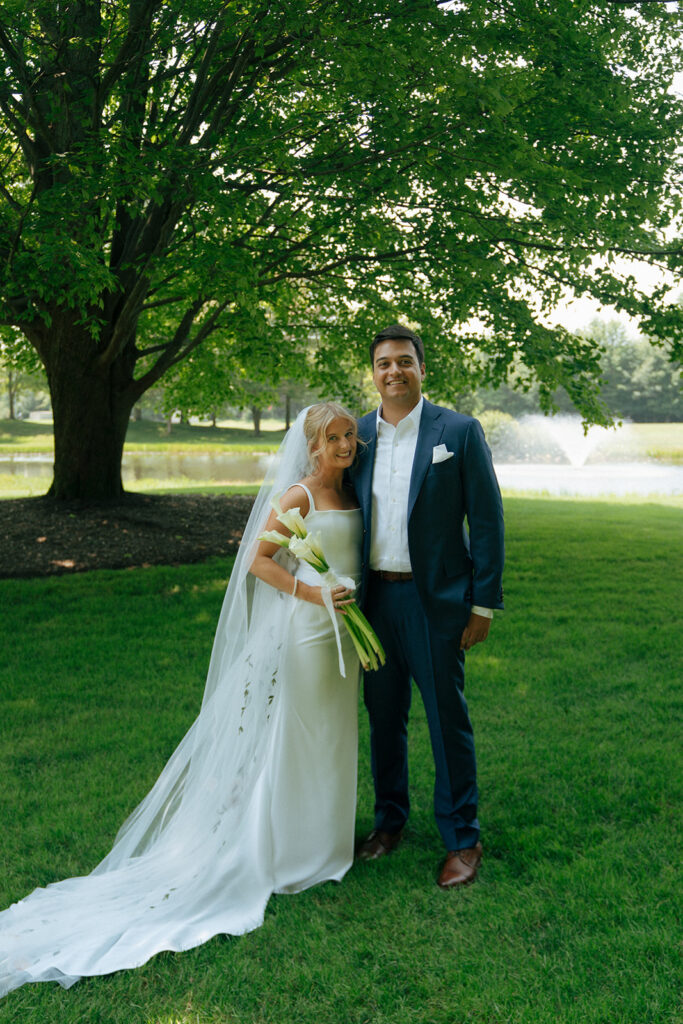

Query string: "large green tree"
[[0, 0, 682, 498]]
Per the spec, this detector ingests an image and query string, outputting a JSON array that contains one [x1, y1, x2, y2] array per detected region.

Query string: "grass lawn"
[[0, 475, 266, 499], [0, 418, 287, 455], [0, 497, 681, 1023], [591, 421, 683, 464]]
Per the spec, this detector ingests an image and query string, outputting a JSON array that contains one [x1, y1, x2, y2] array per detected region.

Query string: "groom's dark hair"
[[370, 324, 425, 366]]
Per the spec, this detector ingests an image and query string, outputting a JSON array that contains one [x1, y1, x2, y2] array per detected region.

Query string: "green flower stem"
[[346, 606, 385, 663], [343, 617, 375, 670], [343, 611, 380, 672]]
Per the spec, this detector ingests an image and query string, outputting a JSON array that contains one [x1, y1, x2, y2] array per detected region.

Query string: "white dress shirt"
[[370, 399, 423, 572], [370, 399, 493, 619]]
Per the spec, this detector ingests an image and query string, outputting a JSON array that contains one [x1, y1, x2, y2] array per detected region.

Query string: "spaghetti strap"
[[296, 482, 316, 512], [283, 481, 315, 513]]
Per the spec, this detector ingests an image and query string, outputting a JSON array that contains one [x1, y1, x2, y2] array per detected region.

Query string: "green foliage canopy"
[[0, 0, 682, 494]]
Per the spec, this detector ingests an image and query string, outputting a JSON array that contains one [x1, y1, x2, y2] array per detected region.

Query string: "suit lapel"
[[355, 413, 377, 528], [408, 400, 444, 520]]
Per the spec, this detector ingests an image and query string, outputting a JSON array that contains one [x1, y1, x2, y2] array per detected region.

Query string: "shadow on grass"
[[0, 419, 54, 443], [0, 418, 286, 453], [124, 420, 286, 450]]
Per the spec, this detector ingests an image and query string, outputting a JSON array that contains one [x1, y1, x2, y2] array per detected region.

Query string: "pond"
[[0, 452, 274, 486], [2, 450, 681, 497], [493, 461, 683, 497]]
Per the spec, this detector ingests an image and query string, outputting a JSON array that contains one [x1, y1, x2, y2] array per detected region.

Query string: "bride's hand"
[[329, 584, 355, 615], [302, 583, 355, 611]]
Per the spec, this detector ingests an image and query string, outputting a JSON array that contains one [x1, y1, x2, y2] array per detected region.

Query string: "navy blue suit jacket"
[[353, 400, 505, 636]]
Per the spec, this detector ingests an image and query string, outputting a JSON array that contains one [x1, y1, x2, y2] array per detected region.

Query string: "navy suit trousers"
[[364, 575, 479, 851]]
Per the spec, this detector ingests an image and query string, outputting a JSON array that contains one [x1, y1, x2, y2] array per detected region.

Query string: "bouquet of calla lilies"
[[260, 497, 386, 672]]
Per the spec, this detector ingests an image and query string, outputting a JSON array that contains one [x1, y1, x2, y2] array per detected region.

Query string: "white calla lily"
[[275, 506, 307, 539], [259, 529, 291, 549], [305, 530, 327, 563], [289, 536, 326, 571]]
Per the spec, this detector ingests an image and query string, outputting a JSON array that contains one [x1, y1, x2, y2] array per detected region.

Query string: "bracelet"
[[291, 577, 298, 598]]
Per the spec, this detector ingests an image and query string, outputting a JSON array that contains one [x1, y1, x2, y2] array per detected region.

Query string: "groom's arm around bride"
[[351, 324, 504, 889]]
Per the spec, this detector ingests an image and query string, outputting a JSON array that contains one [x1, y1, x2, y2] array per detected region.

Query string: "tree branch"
[[100, 198, 184, 367], [258, 245, 428, 286], [129, 296, 232, 398], [98, 0, 161, 105]]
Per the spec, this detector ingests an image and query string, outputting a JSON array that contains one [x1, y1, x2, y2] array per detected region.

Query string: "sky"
[[549, 258, 679, 337]]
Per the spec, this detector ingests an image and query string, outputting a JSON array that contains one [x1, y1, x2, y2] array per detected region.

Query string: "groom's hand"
[[460, 612, 491, 651]]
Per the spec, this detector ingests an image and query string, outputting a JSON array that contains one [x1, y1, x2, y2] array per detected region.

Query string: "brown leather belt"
[[370, 569, 414, 582]]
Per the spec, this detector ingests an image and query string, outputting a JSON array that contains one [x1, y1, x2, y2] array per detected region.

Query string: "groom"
[[352, 325, 504, 888]]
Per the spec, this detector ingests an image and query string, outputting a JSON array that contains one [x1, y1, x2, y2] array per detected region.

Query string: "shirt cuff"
[[471, 605, 494, 619]]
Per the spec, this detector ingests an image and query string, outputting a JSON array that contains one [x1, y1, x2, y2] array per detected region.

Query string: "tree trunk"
[[251, 405, 262, 436], [8, 368, 16, 420], [42, 322, 135, 500], [285, 393, 291, 431]]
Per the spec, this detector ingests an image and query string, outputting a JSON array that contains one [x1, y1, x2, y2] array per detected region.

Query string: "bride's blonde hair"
[[304, 402, 358, 471]]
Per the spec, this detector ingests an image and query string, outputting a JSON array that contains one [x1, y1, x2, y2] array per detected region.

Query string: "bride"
[[0, 402, 363, 997]]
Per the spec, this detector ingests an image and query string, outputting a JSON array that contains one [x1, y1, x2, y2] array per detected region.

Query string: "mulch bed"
[[0, 494, 256, 579]]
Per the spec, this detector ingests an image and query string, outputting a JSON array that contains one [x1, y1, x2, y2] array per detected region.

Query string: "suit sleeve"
[[461, 419, 505, 609]]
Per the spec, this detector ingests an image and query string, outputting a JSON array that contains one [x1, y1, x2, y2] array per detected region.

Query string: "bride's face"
[[315, 417, 357, 473]]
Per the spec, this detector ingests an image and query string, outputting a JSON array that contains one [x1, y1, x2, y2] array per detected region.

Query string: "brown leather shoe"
[[437, 842, 483, 889], [356, 828, 404, 861]]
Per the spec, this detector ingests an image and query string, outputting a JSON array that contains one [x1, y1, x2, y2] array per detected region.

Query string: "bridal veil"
[[0, 410, 316, 996]]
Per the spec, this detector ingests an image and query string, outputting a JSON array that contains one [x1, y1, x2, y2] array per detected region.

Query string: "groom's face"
[[372, 339, 425, 409]]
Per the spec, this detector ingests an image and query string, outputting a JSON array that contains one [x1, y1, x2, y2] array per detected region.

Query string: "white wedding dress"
[[0, 428, 362, 997], [256, 489, 362, 894]]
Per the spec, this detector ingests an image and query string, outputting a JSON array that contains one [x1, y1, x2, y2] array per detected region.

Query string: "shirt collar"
[[377, 396, 424, 435]]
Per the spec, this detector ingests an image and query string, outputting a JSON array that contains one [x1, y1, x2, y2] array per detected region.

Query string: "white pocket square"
[[432, 444, 454, 464]]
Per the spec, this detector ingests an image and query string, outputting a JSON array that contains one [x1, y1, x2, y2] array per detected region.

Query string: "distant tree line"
[[465, 320, 681, 423]]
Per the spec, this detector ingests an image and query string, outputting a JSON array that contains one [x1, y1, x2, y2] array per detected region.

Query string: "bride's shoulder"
[[279, 482, 311, 517]]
